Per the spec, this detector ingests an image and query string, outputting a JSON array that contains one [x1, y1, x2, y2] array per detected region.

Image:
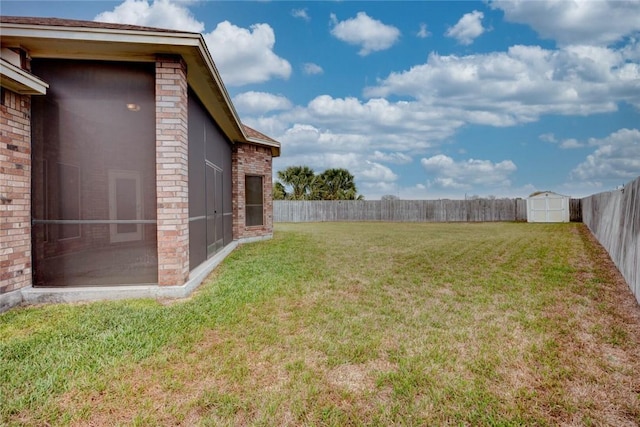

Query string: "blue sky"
[[4, 0, 640, 199]]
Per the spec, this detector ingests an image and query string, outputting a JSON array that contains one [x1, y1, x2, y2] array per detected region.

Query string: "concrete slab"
[[3, 237, 272, 312]]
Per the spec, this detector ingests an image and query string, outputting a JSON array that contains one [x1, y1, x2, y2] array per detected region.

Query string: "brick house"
[[0, 17, 279, 311]]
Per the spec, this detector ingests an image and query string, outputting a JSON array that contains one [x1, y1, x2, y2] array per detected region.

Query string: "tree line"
[[274, 166, 364, 200]]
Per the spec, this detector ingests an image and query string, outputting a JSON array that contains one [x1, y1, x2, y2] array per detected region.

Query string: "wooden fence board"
[[570, 199, 582, 222], [581, 176, 640, 305], [274, 199, 528, 223]]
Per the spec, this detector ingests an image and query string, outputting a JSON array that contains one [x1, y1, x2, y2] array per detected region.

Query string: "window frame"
[[245, 175, 264, 227]]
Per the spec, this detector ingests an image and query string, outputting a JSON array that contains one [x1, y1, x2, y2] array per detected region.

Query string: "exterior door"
[[108, 170, 142, 243]]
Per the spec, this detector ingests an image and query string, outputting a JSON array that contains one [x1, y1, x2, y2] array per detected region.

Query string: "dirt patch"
[[326, 360, 395, 394], [541, 225, 640, 424]]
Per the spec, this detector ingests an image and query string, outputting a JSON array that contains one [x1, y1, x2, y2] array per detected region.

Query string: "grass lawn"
[[2, 222, 640, 426]]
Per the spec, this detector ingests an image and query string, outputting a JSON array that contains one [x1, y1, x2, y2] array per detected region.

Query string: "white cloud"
[[320, 152, 361, 171], [361, 161, 398, 182], [303, 63, 324, 75], [365, 44, 640, 124], [417, 23, 431, 39], [250, 92, 470, 202], [421, 154, 517, 189], [95, 0, 204, 32], [370, 151, 412, 164], [232, 91, 292, 115], [445, 10, 485, 45], [95, 0, 291, 87], [559, 139, 584, 149], [281, 95, 462, 149], [571, 128, 640, 182], [272, 123, 405, 194], [540, 133, 584, 149], [273, 152, 397, 186], [491, 0, 640, 46], [278, 123, 372, 156], [558, 181, 606, 199], [330, 12, 401, 56], [278, 123, 321, 151], [359, 181, 402, 198], [291, 8, 310, 22], [203, 21, 292, 86], [539, 133, 557, 143]]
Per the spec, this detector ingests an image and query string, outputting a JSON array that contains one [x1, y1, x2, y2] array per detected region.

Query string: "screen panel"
[[31, 59, 157, 286]]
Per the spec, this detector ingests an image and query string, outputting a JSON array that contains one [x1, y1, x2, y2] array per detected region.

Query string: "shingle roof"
[[0, 16, 192, 33], [242, 125, 279, 145]]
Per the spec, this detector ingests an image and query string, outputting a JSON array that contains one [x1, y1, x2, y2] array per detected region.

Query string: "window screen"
[[245, 175, 264, 226]]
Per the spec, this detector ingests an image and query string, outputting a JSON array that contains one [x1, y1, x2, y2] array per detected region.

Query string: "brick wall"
[[155, 56, 189, 285], [0, 89, 32, 294], [232, 143, 273, 240]]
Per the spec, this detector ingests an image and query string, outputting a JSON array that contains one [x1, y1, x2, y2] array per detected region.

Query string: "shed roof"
[[528, 191, 570, 198], [0, 16, 280, 156]]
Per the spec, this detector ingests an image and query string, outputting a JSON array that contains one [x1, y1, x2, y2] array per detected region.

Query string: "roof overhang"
[[0, 57, 48, 95], [246, 136, 281, 157], [0, 19, 280, 155]]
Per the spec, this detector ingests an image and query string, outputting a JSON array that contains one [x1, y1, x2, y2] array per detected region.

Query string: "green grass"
[[2, 222, 639, 426]]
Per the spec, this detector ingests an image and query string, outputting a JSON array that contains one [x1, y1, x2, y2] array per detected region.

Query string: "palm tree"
[[318, 168, 359, 200], [273, 182, 286, 200], [277, 165, 316, 200]]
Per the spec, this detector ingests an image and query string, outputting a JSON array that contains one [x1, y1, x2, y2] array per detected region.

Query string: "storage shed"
[[527, 191, 570, 223]]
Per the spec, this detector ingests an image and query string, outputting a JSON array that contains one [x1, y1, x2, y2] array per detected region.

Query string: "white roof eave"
[[0, 57, 48, 95]]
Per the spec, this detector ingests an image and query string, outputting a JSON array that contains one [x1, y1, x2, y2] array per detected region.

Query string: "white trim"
[[245, 136, 280, 148], [0, 57, 48, 94]]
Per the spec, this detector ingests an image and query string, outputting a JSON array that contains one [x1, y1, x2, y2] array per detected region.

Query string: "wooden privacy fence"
[[274, 180, 639, 306], [570, 198, 582, 223], [274, 199, 528, 223], [581, 176, 640, 305]]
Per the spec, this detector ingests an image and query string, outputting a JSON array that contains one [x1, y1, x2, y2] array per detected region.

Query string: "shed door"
[[546, 197, 566, 222], [529, 195, 567, 222], [529, 198, 548, 222]]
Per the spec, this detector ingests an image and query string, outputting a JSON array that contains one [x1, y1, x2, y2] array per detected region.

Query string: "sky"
[[3, 0, 640, 200]]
